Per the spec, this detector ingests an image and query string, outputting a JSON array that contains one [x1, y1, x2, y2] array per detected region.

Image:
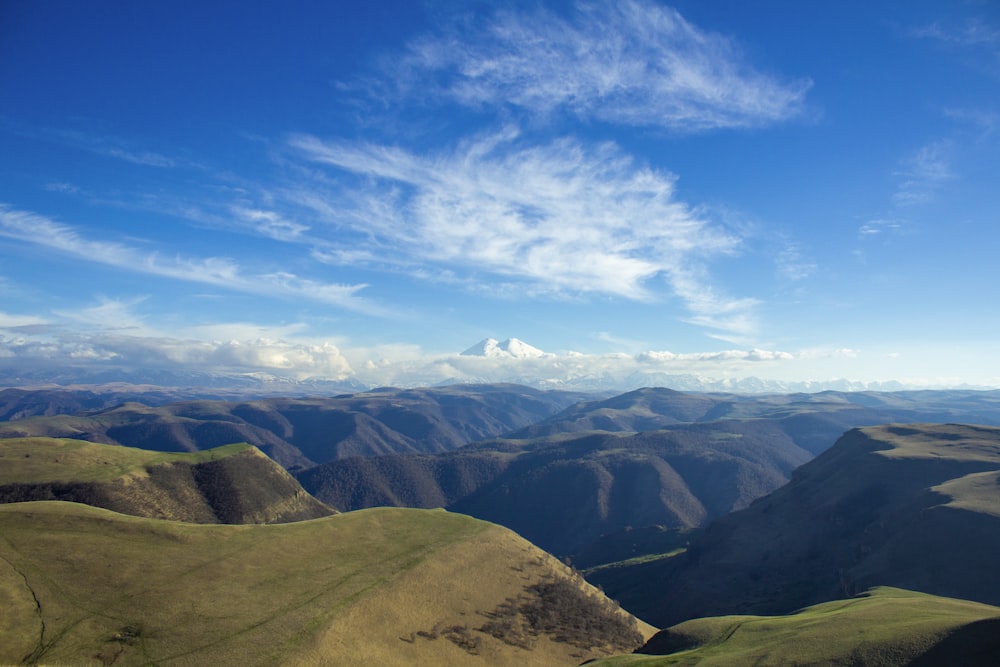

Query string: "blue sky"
[[1, 0, 998, 390]]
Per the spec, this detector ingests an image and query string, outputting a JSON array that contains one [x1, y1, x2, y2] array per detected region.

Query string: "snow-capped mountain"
[[460, 337, 547, 359]]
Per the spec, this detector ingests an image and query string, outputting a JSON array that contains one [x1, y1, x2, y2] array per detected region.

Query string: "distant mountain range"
[[0, 384, 592, 470], [292, 386, 1000, 555]]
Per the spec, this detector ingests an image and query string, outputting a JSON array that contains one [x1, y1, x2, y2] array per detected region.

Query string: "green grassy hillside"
[[0, 437, 334, 524], [0, 503, 653, 666], [589, 587, 1000, 666]]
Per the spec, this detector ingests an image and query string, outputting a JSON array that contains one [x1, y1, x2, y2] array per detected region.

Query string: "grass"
[[0, 437, 252, 485], [871, 424, 1000, 462], [0, 501, 653, 666], [587, 587, 1000, 666], [0, 503, 488, 665], [933, 470, 1000, 517]]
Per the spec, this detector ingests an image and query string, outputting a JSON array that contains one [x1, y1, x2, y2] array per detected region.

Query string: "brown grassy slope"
[[0, 437, 334, 524], [609, 423, 1000, 628], [0, 503, 654, 666]]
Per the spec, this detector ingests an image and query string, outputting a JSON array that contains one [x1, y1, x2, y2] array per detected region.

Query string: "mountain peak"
[[461, 338, 546, 359]]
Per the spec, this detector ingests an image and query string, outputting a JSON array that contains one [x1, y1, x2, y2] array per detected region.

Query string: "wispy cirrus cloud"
[[0, 311, 49, 330], [910, 18, 1000, 48], [0, 118, 188, 169], [231, 207, 309, 242], [892, 141, 954, 207], [0, 205, 378, 314], [290, 128, 757, 338], [859, 218, 906, 238], [387, 0, 811, 132]]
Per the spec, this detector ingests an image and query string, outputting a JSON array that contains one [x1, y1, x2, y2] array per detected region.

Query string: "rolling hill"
[[0, 502, 653, 666], [0, 437, 335, 524], [591, 587, 1000, 666], [594, 423, 1000, 628]]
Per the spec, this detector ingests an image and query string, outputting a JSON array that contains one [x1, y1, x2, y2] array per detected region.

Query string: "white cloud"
[[636, 348, 793, 363], [0, 298, 355, 380], [0, 205, 378, 314], [5, 120, 188, 169], [100, 146, 178, 168], [0, 320, 986, 389], [393, 0, 810, 132], [859, 218, 905, 237], [347, 344, 801, 389], [892, 141, 955, 206], [0, 330, 354, 381], [52, 296, 151, 333], [292, 130, 754, 337], [944, 107, 999, 136], [0, 312, 50, 329], [232, 207, 309, 241], [185, 321, 311, 342], [774, 240, 816, 281], [910, 18, 1000, 48]]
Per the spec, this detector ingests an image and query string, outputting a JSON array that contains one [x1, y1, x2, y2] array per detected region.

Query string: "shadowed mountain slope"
[[599, 423, 1000, 628], [590, 587, 1000, 667], [0, 437, 334, 524], [0, 503, 653, 666], [301, 419, 812, 556], [0, 384, 590, 469]]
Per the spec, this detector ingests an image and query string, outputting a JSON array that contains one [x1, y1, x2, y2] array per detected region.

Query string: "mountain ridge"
[[596, 423, 1000, 628]]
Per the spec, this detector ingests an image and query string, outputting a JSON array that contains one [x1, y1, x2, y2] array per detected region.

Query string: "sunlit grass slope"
[[0, 502, 653, 666], [590, 587, 1000, 666], [0, 437, 251, 485], [0, 437, 334, 524]]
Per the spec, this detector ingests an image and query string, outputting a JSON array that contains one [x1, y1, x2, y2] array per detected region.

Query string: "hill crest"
[[0, 502, 653, 666], [0, 437, 334, 524]]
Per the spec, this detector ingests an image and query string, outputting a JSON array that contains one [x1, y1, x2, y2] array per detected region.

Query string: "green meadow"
[[0, 437, 252, 485], [588, 587, 1000, 666], [0, 502, 487, 665]]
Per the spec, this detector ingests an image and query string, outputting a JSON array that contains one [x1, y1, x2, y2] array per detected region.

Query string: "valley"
[[1, 383, 999, 664]]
